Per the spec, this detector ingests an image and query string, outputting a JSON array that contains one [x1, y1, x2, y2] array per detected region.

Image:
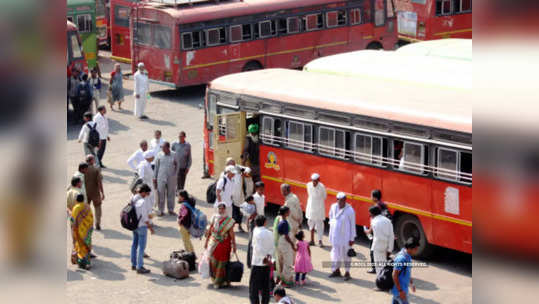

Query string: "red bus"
[[67, 20, 88, 75], [130, 0, 398, 88], [204, 68, 472, 257], [110, 0, 147, 63], [394, 0, 472, 45]]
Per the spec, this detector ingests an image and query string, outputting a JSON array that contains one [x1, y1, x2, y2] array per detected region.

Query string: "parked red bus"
[[204, 68, 472, 257], [110, 0, 147, 62], [131, 0, 398, 88], [67, 20, 88, 75], [394, 0, 472, 45]]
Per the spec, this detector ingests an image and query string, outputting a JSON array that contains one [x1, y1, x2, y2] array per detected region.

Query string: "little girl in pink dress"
[[294, 230, 313, 286]]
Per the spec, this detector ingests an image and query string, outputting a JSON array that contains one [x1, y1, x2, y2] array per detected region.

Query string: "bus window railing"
[[259, 132, 472, 184]]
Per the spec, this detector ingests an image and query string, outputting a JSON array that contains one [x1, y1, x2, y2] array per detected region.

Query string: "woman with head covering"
[[109, 63, 124, 110], [273, 205, 296, 287], [204, 202, 237, 288], [71, 193, 94, 270]]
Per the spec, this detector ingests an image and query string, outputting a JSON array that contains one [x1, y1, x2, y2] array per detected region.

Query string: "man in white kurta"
[[369, 205, 394, 275], [306, 173, 327, 247], [328, 192, 356, 281], [133, 62, 149, 119], [137, 151, 155, 207], [281, 183, 303, 243], [215, 165, 236, 218], [127, 140, 148, 171]]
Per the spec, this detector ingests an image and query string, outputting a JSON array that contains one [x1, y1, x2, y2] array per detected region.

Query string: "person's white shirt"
[[214, 175, 234, 217], [370, 215, 394, 252], [231, 173, 243, 207], [253, 192, 265, 216], [150, 138, 165, 157], [133, 194, 152, 228], [306, 181, 327, 220], [328, 203, 356, 246], [77, 121, 97, 143], [133, 70, 149, 96], [127, 148, 145, 171], [251, 226, 275, 266], [137, 159, 154, 186], [93, 112, 109, 140]]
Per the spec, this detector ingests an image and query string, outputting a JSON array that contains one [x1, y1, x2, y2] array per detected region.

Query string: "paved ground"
[[66, 55, 472, 304]]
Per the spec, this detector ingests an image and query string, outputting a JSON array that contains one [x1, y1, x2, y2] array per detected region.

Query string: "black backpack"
[[87, 122, 100, 147], [375, 258, 407, 291], [205, 175, 227, 204], [120, 197, 141, 231]]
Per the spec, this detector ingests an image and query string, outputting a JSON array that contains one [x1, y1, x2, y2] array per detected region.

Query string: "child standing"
[[294, 230, 313, 286]]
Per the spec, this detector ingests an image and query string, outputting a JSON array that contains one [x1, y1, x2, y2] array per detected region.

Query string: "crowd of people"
[[67, 68, 420, 304]]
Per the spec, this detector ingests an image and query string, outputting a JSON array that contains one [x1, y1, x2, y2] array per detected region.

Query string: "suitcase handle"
[[234, 252, 240, 262]]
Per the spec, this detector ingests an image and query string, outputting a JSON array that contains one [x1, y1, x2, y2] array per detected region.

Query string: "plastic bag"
[[198, 249, 210, 279]]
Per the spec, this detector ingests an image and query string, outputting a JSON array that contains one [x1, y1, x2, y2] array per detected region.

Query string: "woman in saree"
[[71, 194, 94, 270], [273, 206, 296, 287], [204, 202, 237, 288], [109, 63, 124, 110]]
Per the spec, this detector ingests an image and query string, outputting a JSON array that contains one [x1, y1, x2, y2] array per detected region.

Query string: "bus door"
[[213, 111, 246, 176]]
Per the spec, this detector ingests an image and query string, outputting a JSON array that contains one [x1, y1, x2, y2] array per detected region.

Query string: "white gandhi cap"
[[336, 192, 346, 199], [143, 150, 154, 159], [138, 62, 145, 68], [311, 173, 320, 180], [225, 165, 237, 174]]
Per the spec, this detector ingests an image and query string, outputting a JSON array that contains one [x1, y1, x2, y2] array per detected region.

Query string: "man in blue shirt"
[[392, 237, 419, 304]]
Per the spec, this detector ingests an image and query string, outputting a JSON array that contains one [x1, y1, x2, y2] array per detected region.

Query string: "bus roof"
[[396, 39, 472, 61], [210, 69, 471, 134], [146, 0, 350, 24], [303, 49, 471, 89], [67, 0, 95, 6]]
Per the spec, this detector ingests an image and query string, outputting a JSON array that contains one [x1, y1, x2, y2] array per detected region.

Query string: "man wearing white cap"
[[306, 173, 327, 247], [328, 192, 356, 281], [215, 165, 236, 218], [137, 150, 155, 193], [280, 183, 303, 243], [134, 62, 149, 119]]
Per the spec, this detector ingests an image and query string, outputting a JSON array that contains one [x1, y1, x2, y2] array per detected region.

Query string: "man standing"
[[306, 173, 327, 247], [392, 237, 419, 304], [127, 140, 148, 171], [137, 151, 155, 206], [248, 181, 266, 268], [85, 155, 105, 230], [215, 165, 236, 218], [150, 130, 165, 159], [328, 192, 356, 281], [73, 162, 89, 203], [368, 205, 394, 276], [134, 62, 149, 119], [67, 176, 84, 214], [131, 184, 155, 274], [249, 215, 275, 304], [77, 112, 99, 161], [171, 131, 192, 191], [241, 124, 260, 182], [280, 183, 302, 243], [93, 105, 110, 168], [367, 189, 391, 274], [153, 142, 177, 216]]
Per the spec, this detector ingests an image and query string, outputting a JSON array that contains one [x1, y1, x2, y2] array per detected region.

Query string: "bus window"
[[277, 19, 287, 35], [453, 0, 472, 13], [436, 0, 452, 16], [402, 142, 425, 173], [326, 11, 338, 28], [114, 5, 129, 27], [354, 133, 382, 164], [350, 8, 361, 25], [207, 94, 217, 129], [262, 116, 275, 145], [335, 129, 346, 159], [230, 25, 243, 43], [242, 24, 252, 40], [319, 126, 335, 156], [460, 151, 472, 183], [437, 148, 458, 180], [305, 13, 322, 31], [374, 0, 385, 26], [206, 27, 225, 46], [259, 20, 275, 38], [135, 23, 152, 46], [77, 14, 92, 33], [70, 34, 83, 59], [154, 25, 171, 49], [287, 121, 312, 152], [182, 32, 193, 50], [287, 17, 301, 34]]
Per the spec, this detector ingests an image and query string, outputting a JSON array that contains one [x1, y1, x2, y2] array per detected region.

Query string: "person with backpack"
[[130, 184, 155, 274], [77, 112, 100, 163], [93, 105, 110, 169], [366, 189, 392, 274], [177, 190, 196, 253], [76, 74, 93, 119], [392, 237, 419, 304], [367, 205, 394, 278]]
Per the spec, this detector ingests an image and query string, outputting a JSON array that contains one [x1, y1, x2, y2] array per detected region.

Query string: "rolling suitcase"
[[226, 253, 244, 282], [170, 250, 197, 271], [162, 258, 189, 279]]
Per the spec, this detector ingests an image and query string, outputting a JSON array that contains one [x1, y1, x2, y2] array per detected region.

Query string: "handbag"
[[347, 248, 357, 257], [198, 249, 210, 279], [129, 172, 143, 194]]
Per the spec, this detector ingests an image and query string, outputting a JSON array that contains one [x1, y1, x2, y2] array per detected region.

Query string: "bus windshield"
[[69, 32, 84, 60]]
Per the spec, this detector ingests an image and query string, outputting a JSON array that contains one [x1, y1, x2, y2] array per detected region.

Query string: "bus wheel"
[[394, 214, 433, 258], [242, 61, 263, 72], [366, 41, 383, 50]]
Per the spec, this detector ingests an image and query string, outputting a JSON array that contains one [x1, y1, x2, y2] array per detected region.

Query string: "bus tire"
[[366, 41, 384, 50], [242, 61, 263, 72], [394, 214, 433, 258]]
